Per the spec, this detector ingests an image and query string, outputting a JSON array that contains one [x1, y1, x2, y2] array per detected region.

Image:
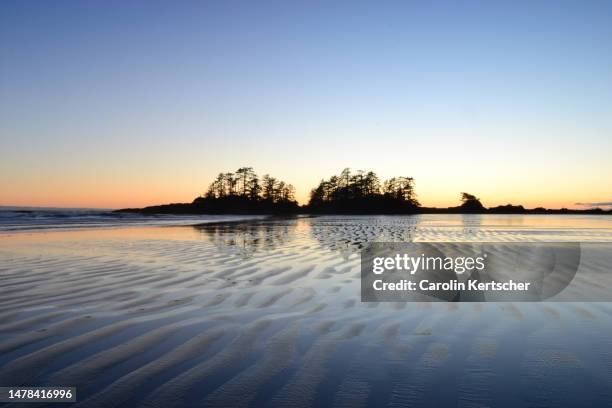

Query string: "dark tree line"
[[116, 167, 612, 215], [192, 167, 298, 213], [307, 168, 420, 213]]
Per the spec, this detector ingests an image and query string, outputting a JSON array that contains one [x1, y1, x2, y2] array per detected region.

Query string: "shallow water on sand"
[[1, 215, 612, 407]]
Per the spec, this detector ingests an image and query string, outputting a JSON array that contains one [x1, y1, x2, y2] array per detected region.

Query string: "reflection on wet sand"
[[194, 218, 298, 258]]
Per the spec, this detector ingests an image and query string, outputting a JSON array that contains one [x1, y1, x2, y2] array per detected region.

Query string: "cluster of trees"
[[458, 192, 485, 211], [192, 167, 298, 213], [307, 168, 420, 213], [117, 165, 612, 215]]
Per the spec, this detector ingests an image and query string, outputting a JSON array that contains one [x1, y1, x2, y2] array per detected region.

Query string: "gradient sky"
[[1, 0, 611, 208]]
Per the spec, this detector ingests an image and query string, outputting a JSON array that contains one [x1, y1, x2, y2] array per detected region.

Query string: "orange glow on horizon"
[[1, 182, 607, 210]]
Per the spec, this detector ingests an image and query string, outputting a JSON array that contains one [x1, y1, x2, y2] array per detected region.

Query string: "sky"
[[1, 0, 611, 209]]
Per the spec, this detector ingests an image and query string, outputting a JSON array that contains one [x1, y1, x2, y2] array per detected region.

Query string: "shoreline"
[[115, 205, 612, 216], [4, 212, 612, 237]]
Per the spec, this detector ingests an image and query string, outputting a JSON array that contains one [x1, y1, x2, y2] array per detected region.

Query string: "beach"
[[2, 214, 612, 407]]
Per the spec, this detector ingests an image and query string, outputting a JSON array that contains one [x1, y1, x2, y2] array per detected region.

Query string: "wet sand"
[[1, 215, 612, 407]]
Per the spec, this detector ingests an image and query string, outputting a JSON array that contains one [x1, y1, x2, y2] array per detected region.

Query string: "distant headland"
[[116, 167, 611, 216]]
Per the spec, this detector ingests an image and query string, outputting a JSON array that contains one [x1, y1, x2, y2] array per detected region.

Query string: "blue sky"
[[1, 1, 611, 207]]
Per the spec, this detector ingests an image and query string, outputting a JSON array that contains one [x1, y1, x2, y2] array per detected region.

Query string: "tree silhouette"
[[459, 192, 484, 211], [248, 173, 261, 201], [193, 168, 298, 213], [461, 192, 479, 203], [261, 174, 276, 202], [308, 168, 419, 213], [235, 167, 255, 197]]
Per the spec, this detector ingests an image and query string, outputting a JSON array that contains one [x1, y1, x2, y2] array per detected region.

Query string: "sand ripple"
[[1, 215, 612, 406]]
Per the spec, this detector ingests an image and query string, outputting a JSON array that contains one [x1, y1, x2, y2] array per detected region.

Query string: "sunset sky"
[[1, 1, 611, 209]]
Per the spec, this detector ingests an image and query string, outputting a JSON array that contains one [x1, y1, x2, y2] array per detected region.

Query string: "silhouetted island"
[[116, 167, 611, 216], [307, 168, 419, 214], [119, 167, 299, 215]]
